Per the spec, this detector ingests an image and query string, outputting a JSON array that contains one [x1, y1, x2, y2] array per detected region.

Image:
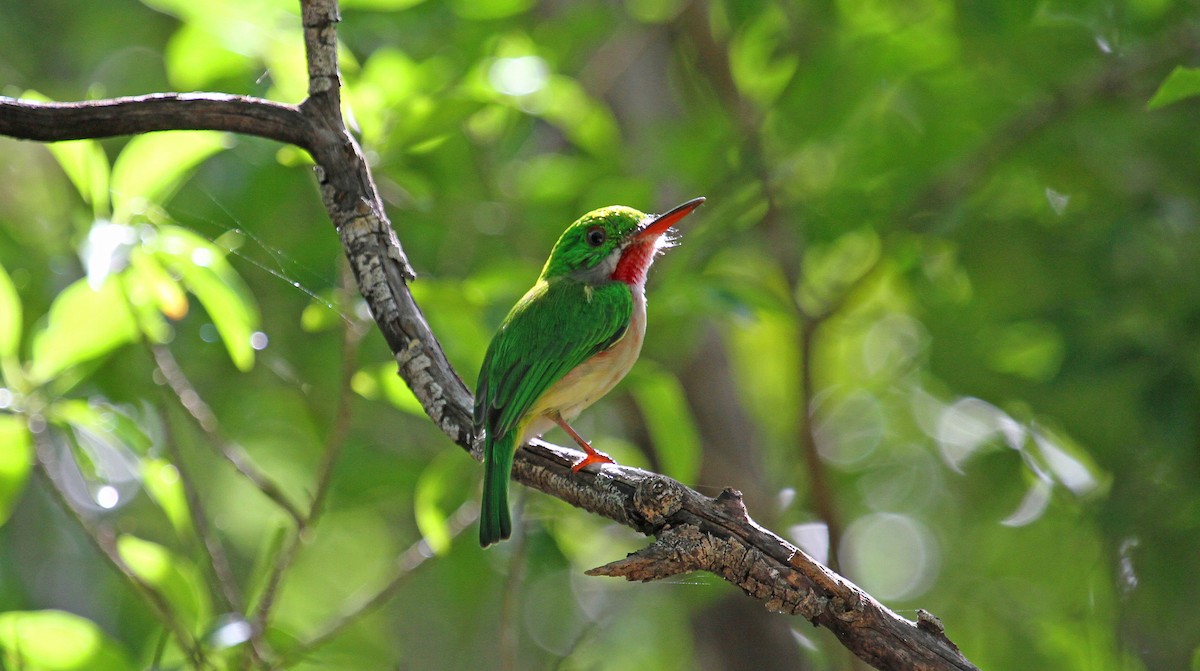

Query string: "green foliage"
[[0, 261, 21, 361], [0, 610, 133, 671], [0, 416, 32, 527], [1147, 65, 1200, 110], [110, 132, 230, 224], [1, 0, 1197, 670], [117, 535, 212, 634]]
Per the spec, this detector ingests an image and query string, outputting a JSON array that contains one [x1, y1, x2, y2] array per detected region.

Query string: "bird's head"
[[540, 197, 705, 287]]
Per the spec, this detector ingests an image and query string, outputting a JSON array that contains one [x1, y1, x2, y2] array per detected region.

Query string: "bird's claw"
[[571, 449, 616, 473]]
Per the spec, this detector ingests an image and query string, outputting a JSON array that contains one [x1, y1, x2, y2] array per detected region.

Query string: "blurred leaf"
[[162, 22, 250, 90], [341, 0, 425, 8], [38, 128, 111, 218], [0, 610, 133, 671], [126, 248, 189, 337], [1147, 66, 1200, 110], [729, 5, 798, 105], [414, 452, 471, 555], [0, 260, 21, 360], [626, 0, 686, 23], [539, 75, 620, 155], [0, 416, 32, 527], [391, 96, 484, 154], [987, 321, 1064, 382], [141, 458, 193, 537], [152, 225, 259, 371], [629, 367, 702, 484], [300, 290, 350, 332], [798, 228, 881, 314], [243, 523, 289, 614], [110, 131, 230, 223], [727, 309, 801, 444], [360, 362, 427, 416], [450, 0, 532, 20], [30, 277, 139, 384], [116, 535, 210, 634], [49, 399, 154, 456]]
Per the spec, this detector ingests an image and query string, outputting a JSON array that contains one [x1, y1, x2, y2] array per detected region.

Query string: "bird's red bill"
[[636, 196, 706, 239]]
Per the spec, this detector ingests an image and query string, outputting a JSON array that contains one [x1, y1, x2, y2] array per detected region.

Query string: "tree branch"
[[0, 93, 312, 149]]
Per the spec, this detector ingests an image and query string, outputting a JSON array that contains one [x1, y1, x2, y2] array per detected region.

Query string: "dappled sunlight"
[[488, 55, 550, 99], [920, 394, 1104, 526], [840, 512, 939, 602], [813, 390, 885, 467], [787, 521, 831, 565]]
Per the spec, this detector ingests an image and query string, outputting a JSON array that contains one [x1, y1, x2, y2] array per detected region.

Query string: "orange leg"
[[551, 413, 616, 472]]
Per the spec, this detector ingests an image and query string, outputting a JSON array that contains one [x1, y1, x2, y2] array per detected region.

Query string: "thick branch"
[[0, 93, 312, 149]]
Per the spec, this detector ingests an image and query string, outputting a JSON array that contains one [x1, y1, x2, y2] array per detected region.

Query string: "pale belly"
[[520, 289, 647, 444]]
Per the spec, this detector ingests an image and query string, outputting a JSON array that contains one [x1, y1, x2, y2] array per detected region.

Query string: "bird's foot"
[[571, 447, 616, 473]]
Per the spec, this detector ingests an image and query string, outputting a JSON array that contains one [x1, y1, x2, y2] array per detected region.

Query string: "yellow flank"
[[517, 290, 647, 446]]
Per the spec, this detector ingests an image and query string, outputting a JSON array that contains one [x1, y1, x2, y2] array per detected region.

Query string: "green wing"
[[474, 278, 634, 443]]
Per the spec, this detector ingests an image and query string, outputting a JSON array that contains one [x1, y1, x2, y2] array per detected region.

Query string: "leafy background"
[[1, 0, 1199, 669]]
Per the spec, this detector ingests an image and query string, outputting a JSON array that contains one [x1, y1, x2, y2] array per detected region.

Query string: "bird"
[[474, 197, 706, 547]]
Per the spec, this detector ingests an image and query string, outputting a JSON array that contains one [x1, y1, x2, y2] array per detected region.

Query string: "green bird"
[[474, 197, 706, 546]]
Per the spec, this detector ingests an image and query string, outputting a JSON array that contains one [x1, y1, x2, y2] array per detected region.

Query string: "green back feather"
[[475, 278, 633, 545]]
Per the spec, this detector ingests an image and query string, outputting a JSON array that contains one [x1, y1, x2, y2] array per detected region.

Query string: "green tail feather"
[[480, 433, 514, 547]]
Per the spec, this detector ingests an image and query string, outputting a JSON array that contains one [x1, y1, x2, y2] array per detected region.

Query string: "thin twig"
[[307, 261, 364, 526], [250, 261, 365, 657], [157, 404, 245, 613], [31, 425, 208, 668], [282, 502, 479, 665], [797, 317, 842, 571], [151, 343, 305, 523]]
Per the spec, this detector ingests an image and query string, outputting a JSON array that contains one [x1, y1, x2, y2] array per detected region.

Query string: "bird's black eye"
[[585, 226, 607, 247]]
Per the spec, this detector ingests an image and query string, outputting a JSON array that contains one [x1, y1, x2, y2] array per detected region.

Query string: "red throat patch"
[[611, 240, 657, 286]]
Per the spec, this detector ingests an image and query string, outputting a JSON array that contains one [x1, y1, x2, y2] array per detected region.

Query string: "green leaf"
[[30, 277, 139, 384], [125, 249, 187, 342], [987, 321, 1065, 382], [539, 75, 620, 155], [413, 453, 467, 555], [1147, 66, 1200, 110], [0, 610, 133, 671], [42, 135, 111, 219], [450, 0, 532, 19], [360, 363, 427, 415], [0, 260, 21, 360], [21, 92, 111, 219], [116, 535, 210, 635], [299, 289, 350, 333], [162, 22, 252, 90], [152, 226, 259, 371], [341, 0, 425, 9], [629, 367, 702, 484], [729, 5, 799, 105], [0, 416, 32, 527], [797, 228, 881, 314], [110, 131, 230, 223], [50, 400, 154, 456], [142, 458, 193, 537]]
